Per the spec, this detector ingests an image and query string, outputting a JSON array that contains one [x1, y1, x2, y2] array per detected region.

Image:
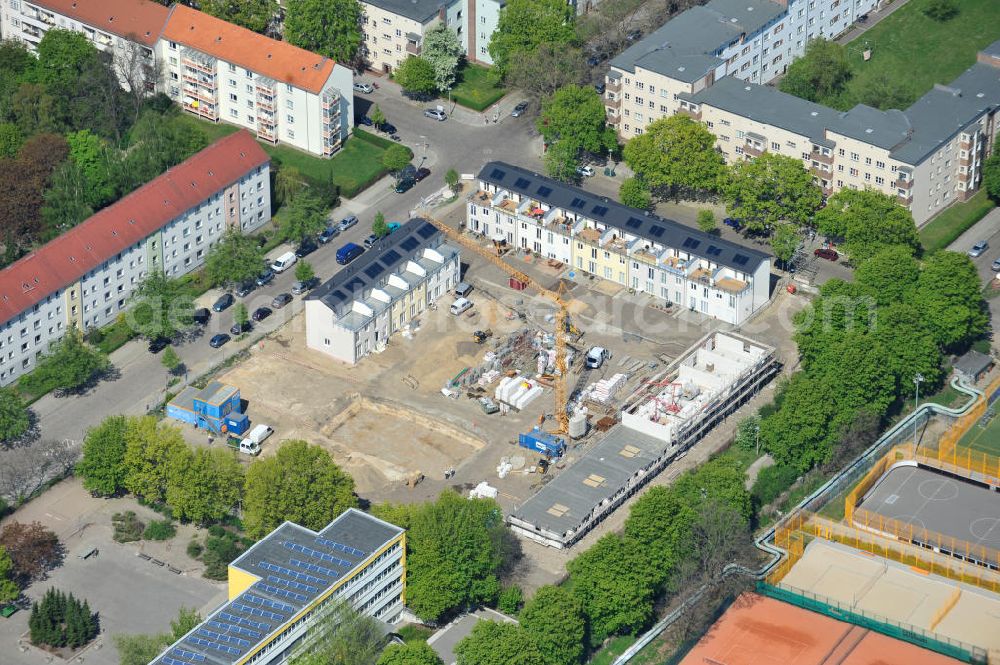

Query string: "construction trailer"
[[519, 428, 567, 457], [166, 381, 249, 436]]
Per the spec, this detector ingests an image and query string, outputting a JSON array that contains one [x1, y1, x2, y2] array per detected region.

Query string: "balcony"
[[607, 113, 620, 125], [810, 150, 833, 165], [183, 72, 216, 90], [182, 56, 214, 76], [743, 143, 764, 158], [897, 191, 913, 205], [677, 106, 701, 120], [183, 85, 216, 104], [406, 41, 421, 55], [256, 125, 277, 143], [256, 94, 275, 112], [894, 176, 913, 190], [606, 78, 621, 93], [183, 100, 218, 122], [809, 164, 831, 178]]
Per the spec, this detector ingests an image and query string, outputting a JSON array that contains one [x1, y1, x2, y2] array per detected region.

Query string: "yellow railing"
[[937, 374, 1000, 461], [853, 507, 1000, 569]]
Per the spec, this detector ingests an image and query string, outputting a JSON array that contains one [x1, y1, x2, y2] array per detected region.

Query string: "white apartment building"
[[470, 162, 771, 325], [0, 0, 169, 92], [150, 509, 406, 665], [0, 131, 270, 387], [305, 220, 460, 365], [360, 0, 504, 72], [605, 0, 879, 139], [677, 41, 1000, 223], [160, 5, 353, 158]]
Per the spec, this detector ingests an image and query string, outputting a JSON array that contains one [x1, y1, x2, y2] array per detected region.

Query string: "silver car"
[[424, 108, 447, 121], [968, 240, 989, 258], [511, 102, 528, 117], [353, 81, 374, 94]]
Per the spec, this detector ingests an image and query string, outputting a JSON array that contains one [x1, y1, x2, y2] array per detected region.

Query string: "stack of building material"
[[478, 369, 501, 387], [589, 373, 628, 403], [469, 481, 499, 499]]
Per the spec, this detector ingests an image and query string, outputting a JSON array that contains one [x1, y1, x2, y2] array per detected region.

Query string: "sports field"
[[779, 539, 1000, 653], [956, 409, 1000, 457]]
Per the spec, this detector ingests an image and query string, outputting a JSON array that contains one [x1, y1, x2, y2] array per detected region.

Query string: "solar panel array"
[[626, 217, 643, 229], [259, 560, 329, 586], [268, 574, 318, 594], [231, 602, 286, 622], [537, 186, 553, 197], [218, 611, 271, 632], [173, 649, 206, 662], [416, 223, 436, 239], [649, 225, 665, 238], [399, 236, 420, 252], [189, 636, 241, 656], [733, 254, 749, 266], [208, 619, 262, 639], [382, 249, 402, 265], [514, 177, 531, 188], [199, 628, 251, 648], [243, 593, 295, 614], [163, 657, 195, 665], [258, 582, 308, 603], [706, 245, 723, 256], [315, 537, 366, 557], [290, 557, 341, 579], [283, 540, 353, 567]]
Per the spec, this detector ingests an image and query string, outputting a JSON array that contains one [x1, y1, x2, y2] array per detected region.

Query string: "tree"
[[274, 164, 306, 206], [913, 251, 988, 351], [0, 123, 22, 158], [814, 189, 919, 264], [0, 546, 19, 604], [128, 270, 194, 341], [488, 0, 575, 76], [294, 260, 316, 285], [394, 56, 437, 97], [622, 115, 725, 195], [29, 588, 98, 648], [538, 85, 616, 155], [114, 633, 170, 665], [122, 109, 207, 190], [383, 144, 412, 175], [373, 212, 389, 239], [161, 346, 181, 373], [243, 440, 357, 538], [169, 607, 201, 639], [282, 192, 327, 242], [41, 161, 94, 237], [622, 487, 693, 585], [984, 143, 1000, 202], [373, 491, 516, 623], [0, 521, 60, 584], [76, 415, 129, 496], [0, 388, 30, 445], [734, 414, 761, 453], [0, 441, 75, 505], [778, 39, 852, 105], [378, 642, 444, 665], [200, 0, 276, 33], [721, 153, 822, 232], [696, 209, 717, 234], [544, 140, 580, 182], [445, 168, 460, 192], [204, 228, 266, 287], [370, 104, 386, 129], [854, 245, 920, 306], [853, 71, 915, 111], [672, 499, 752, 585], [619, 177, 651, 209], [65, 130, 121, 208], [18, 327, 109, 396], [454, 621, 544, 665], [496, 585, 522, 614], [924, 0, 958, 21], [506, 43, 587, 99], [566, 534, 657, 645], [166, 447, 244, 524], [0, 133, 69, 250], [122, 416, 188, 504], [519, 585, 586, 665], [770, 223, 799, 265], [422, 24, 464, 93], [233, 302, 250, 329], [284, 0, 363, 63], [291, 597, 384, 665]]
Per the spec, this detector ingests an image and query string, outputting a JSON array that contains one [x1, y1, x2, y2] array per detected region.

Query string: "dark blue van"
[[336, 242, 364, 265]]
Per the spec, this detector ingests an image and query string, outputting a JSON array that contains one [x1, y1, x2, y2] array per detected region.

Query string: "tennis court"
[[956, 408, 1000, 457]]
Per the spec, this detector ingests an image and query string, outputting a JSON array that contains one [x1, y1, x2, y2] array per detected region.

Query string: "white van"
[[450, 297, 473, 315], [238, 424, 273, 456], [270, 251, 297, 273]]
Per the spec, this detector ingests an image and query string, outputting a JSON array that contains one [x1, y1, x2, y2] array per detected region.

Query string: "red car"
[[814, 248, 838, 261]]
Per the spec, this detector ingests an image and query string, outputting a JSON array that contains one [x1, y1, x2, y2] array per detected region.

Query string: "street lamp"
[[913, 373, 924, 446]]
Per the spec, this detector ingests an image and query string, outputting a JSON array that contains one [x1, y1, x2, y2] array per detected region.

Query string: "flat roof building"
[[150, 509, 405, 665], [470, 162, 771, 325], [0, 131, 270, 387], [305, 220, 460, 364]]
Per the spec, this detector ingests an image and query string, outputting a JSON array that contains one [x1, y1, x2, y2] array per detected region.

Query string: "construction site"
[[752, 374, 1000, 664]]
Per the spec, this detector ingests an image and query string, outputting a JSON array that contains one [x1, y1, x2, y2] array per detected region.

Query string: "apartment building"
[[0, 131, 270, 387], [160, 5, 353, 158], [470, 162, 770, 325], [678, 40, 1000, 223], [0, 0, 169, 91], [360, 0, 504, 72], [150, 509, 405, 665], [305, 220, 460, 364], [604, 0, 878, 139]]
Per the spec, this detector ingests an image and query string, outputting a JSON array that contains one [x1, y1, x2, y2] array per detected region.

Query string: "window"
[[286, 99, 294, 109], [849, 167, 858, 176], [875, 176, 885, 185], [229, 78, 236, 87], [245, 68, 252, 78], [287, 114, 295, 124], [838, 148, 845, 156], [771, 142, 780, 150], [229, 63, 236, 72], [229, 93, 237, 102], [169, 41, 177, 50], [876, 160, 885, 169], [850, 152, 859, 161]]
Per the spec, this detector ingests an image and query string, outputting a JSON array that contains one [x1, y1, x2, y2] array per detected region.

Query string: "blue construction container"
[[519, 428, 566, 457], [167, 381, 248, 435]]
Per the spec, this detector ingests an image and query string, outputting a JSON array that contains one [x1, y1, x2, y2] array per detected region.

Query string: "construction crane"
[[424, 215, 573, 434]]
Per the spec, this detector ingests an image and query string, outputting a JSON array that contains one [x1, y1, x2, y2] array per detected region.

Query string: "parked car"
[[723, 217, 742, 230], [992, 258, 1000, 272], [317, 226, 339, 244], [814, 248, 839, 261], [252, 306, 272, 322], [336, 242, 364, 265], [424, 108, 447, 121], [235, 281, 255, 297], [212, 293, 234, 312], [450, 297, 473, 315], [969, 240, 989, 258], [272, 293, 293, 309], [585, 346, 608, 369], [147, 337, 169, 354], [193, 308, 211, 325], [363, 234, 379, 249], [387, 222, 402, 233], [576, 165, 595, 178], [338, 215, 358, 231], [270, 251, 297, 273], [255, 268, 275, 286], [353, 81, 374, 94], [230, 320, 252, 335], [377, 121, 397, 135], [394, 177, 415, 193], [295, 238, 318, 258], [455, 282, 473, 298], [291, 279, 317, 295], [357, 115, 374, 127], [414, 167, 431, 182], [594, 82, 606, 95], [511, 102, 528, 117], [209, 333, 230, 348]]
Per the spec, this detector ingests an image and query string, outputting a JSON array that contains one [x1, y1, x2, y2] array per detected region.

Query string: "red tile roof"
[[163, 5, 337, 94], [30, 0, 170, 47], [0, 130, 269, 326]]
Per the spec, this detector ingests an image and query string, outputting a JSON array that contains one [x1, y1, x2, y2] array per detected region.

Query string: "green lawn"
[[918, 190, 996, 253], [588, 635, 637, 665], [842, 0, 1000, 108], [176, 115, 404, 198], [449, 63, 507, 112], [957, 410, 1000, 457]]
